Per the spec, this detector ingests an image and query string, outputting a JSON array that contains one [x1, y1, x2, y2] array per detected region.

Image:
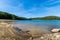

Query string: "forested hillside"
[[29, 16, 60, 20], [0, 11, 27, 20]]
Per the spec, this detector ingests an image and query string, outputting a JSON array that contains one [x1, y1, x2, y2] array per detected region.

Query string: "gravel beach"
[[0, 20, 60, 40]]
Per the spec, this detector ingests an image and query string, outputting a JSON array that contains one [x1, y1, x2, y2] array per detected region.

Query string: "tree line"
[[0, 11, 60, 20], [0, 11, 27, 20]]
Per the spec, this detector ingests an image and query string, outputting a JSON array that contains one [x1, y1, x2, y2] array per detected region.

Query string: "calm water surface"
[[13, 20, 60, 31]]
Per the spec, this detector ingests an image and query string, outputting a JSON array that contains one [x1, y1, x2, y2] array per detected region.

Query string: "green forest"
[[0, 11, 27, 20], [0, 11, 60, 20], [29, 16, 60, 20]]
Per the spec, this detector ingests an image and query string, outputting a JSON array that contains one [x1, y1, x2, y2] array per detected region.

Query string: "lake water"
[[13, 20, 60, 32]]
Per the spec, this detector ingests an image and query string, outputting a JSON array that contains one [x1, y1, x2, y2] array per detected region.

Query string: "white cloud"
[[0, 0, 27, 15]]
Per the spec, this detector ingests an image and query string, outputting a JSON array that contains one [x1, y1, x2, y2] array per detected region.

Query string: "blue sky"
[[0, 0, 60, 18]]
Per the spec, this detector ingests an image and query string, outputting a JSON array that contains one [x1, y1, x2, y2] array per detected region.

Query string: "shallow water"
[[13, 20, 60, 32]]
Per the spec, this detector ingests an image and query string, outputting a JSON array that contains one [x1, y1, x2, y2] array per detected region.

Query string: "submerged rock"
[[0, 22, 32, 40], [1, 21, 60, 40]]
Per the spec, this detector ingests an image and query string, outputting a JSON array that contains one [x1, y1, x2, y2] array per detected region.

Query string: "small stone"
[[40, 36, 44, 39]]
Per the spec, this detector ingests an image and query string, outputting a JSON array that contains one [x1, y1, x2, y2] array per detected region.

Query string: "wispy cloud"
[[44, 0, 60, 7], [0, 0, 60, 18]]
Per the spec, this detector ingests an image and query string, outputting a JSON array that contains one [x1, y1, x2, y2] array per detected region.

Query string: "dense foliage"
[[0, 11, 27, 20], [29, 16, 60, 20], [0, 11, 60, 20]]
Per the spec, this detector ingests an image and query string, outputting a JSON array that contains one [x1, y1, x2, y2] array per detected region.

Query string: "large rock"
[[51, 28, 60, 33]]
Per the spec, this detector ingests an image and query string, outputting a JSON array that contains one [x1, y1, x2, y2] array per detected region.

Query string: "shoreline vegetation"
[[29, 16, 60, 20], [0, 11, 27, 20], [0, 11, 60, 20]]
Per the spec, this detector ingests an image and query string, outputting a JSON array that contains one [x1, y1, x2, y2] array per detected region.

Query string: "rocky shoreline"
[[0, 21, 60, 40], [0, 21, 32, 40]]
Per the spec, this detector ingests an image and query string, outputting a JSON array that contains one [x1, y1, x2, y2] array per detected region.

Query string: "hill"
[[29, 16, 60, 20], [0, 11, 27, 20], [0, 11, 60, 20]]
